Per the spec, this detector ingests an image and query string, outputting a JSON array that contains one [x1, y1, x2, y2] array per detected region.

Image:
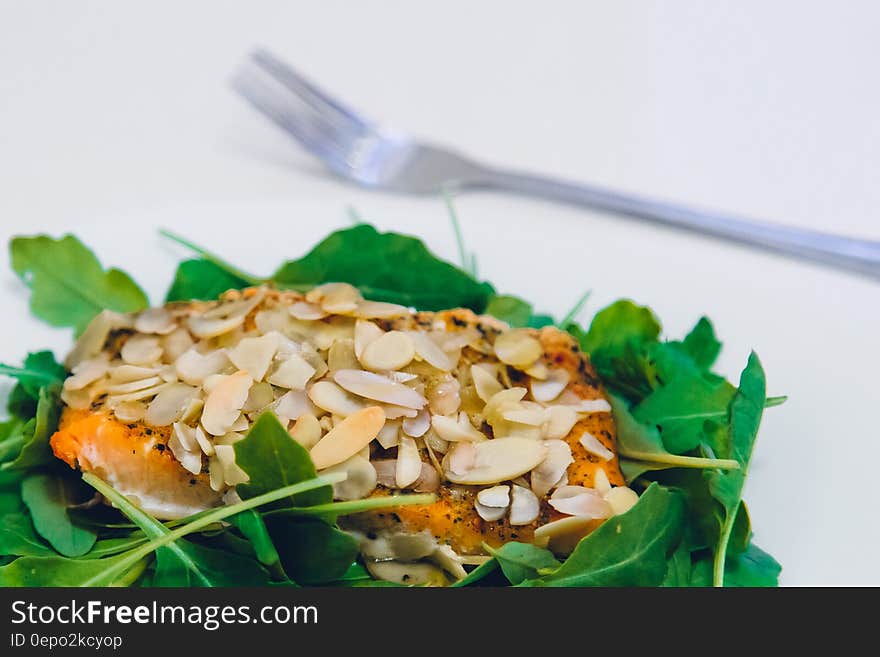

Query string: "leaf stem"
[[443, 190, 476, 277], [262, 493, 436, 518], [80, 471, 345, 586], [559, 290, 591, 327], [618, 449, 740, 470], [159, 229, 263, 286], [0, 364, 62, 383]]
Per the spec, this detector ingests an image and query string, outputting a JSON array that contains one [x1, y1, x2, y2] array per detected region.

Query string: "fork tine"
[[249, 48, 372, 130], [231, 70, 352, 171]]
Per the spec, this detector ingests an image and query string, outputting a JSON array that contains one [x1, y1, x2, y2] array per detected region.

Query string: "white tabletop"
[[1, 1, 878, 585]]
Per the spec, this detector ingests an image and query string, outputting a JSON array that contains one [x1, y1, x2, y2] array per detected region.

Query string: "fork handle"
[[476, 168, 880, 279]]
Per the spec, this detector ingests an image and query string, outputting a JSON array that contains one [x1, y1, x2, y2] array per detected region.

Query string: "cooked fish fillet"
[[50, 285, 628, 562]]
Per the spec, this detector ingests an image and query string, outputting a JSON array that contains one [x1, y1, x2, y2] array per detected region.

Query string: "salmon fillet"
[[49, 286, 628, 562]]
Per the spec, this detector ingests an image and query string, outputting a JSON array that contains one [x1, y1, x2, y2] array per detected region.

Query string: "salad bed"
[[0, 220, 782, 587]]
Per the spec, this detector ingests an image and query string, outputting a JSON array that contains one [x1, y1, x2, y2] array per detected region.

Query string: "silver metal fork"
[[232, 48, 880, 280]]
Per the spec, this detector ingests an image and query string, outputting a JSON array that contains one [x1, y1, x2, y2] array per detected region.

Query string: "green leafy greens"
[[1, 220, 783, 588]]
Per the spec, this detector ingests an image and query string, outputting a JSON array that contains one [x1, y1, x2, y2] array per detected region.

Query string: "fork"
[[232, 48, 880, 280]]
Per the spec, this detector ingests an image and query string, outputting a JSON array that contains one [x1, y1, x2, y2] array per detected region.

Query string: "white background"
[[1, 1, 878, 585]]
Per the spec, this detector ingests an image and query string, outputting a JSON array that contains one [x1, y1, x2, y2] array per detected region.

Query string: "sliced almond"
[[531, 440, 574, 498], [353, 300, 409, 319], [431, 412, 486, 442], [360, 331, 415, 371], [214, 444, 249, 486], [444, 438, 547, 485], [121, 335, 163, 366], [242, 381, 275, 413], [309, 406, 385, 470], [188, 291, 264, 339], [228, 333, 280, 381], [427, 374, 461, 416], [354, 319, 384, 358], [494, 329, 542, 367], [168, 428, 202, 476], [108, 364, 161, 384], [561, 396, 612, 413], [604, 486, 639, 515], [255, 309, 289, 334], [509, 484, 540, 525], [321, 454, 377, 500], [201, 371, 253, 436], [308, 380, 365, 417], [402, 408, 431, 438], [328, 338, 359, 372], [579, 431, 614, 461], [289, 301, 327, 320], [475, 485, 510, 521], [268, 353, 316, 390], [107, 376, 163, 395], [64, 357, 109, 391], [107, 381, 172, 404], [543, 405, 578, 440], [175, 348, 230, 385], [334, 369, 427, 410], [172, 421, 199, 452], [135, 307, 177, 335], [307, 282, 362, 313], [64, 310, 120, 369], [194, 425, 215, 456], [113, 401, 146, 423], [375, 420, 401, 449], [395, 435, 422, 488], [533, 516, 595, 554], [445, 442, 476, 477], [290, 413, 323, 449], [531, 368, 570, 403], [144, 383, 198, 426], [407, 331, 453, 371], [502, 407, 547, 426], [593, 468, 612, 496], [548, 486, 612, 519], [470, 364, 503, 402], [161, 327, 195, 363], [274, 389, 319, 423]]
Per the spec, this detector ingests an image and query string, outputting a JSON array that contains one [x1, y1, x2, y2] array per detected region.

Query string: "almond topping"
[[396, 436, 422, 488], [604, 486, 639, 515], [134, 307, 177, 335], [201, 371, 253, 436], [268, 353, 317, 390], [334, 369, 427, 410], [290, 413, 323, 449], [402, 408, 431, 438], [475, 485, 510, 521], [354, 300, 410, 319], [321, 455, 377, 500], [121, 335, 163, 365], [175, 348, 230, 386], [64, 357, 109, 391], [431, 412, 486, 442], [494, 329, 542, 367], [509, 484, 540, 525], [530, 440, 574, 498], [531, 368, 570, 402], [309, 406, 385, 469], [228, 333, 280, 381], [548, 486, 612, 519], [543, 405, 578, 440], [144, 383, 198, 426], [307, 381, 365, 417], [360, 331, 415, 371], [470, 364, 503, 402], [579, 431, 614, 461], [443, 438, 547, 485], [407, 331, 453, 371], [289, 301, 327, 320], [354, 320, 384, 358]]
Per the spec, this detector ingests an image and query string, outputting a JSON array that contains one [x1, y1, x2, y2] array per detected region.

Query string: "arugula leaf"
[[632, 373, 736, 454], [0, 351, 66, 401], [577, 299, 660, 360], [272, 224, 495, 312], [611, 394, 739, 480], [484, 295, 534, 327], [704, 352, 767, 586], [678, 317, 722, 370], [10, 235, 148, 334], [451, 559, 501, 587], [0, 513, 56, 557], [486, 542, 561, 585], [234, 413, 331, 509], [21, 474, 97, 557], [2, 387, 61, 470], [0, 420, 27, 464], [0, 551, 149, 587], [521, 484, 685, 587], [165, 259, 252, 303], [721, 542, 781, 587], [265, 517, 358, 585]]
